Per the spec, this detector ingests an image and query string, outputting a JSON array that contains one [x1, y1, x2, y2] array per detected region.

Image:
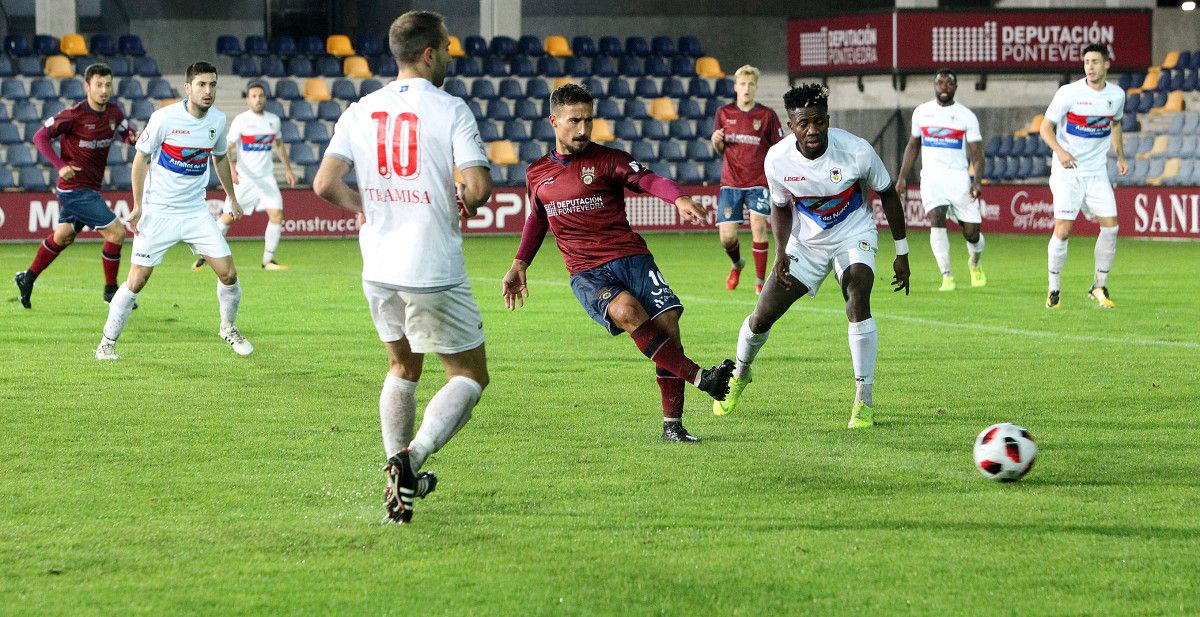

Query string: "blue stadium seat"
[[676, 162, 702, 184], [565, 57, 590, 78], [661, 78, 686, 98], [103, 56, 131, 78], [41, 100, 65, 121], [634, 77, 659, 98], [605, 77, 632, 100], [467, 100, 484, 121], [30, 79, 57, 101], [714, 78, 734, 99], [6, 144, 36, 167], [536, 57, 564, 78], [19, 168, 49, 191], [470, 79, 497, 100], [443, 78, 468, 98], [598, 36, 622, 57], [591, 56, 617, 78], [1181, 69, 1197, 92], [619, 57, 644, 78], [264, 100, 285, 119], [571, 36, 596, 58], [582, 78, 606, 97], [455, 57, 482, 78], [519, 141, 543, 163], [512, 57, 536, 78], [34, 35, 59, 56], [650, 161, 673, 178], [518, 35, 543, 57], [271, 35, 297, 58], [0, 57, 12, 78], [464, 35, 488, 57], [297, 35, 323, 56], [4, 35, 31, 57], [147, 78, 173, 99], [317, 100, 341, 121], [330, 79, 356, 101], [289, 143, 317, 166], [118, 35, 146, 56], [1121, 113, 1139, 133], [88, 34, 115, 57], [995, 135, 1014, 157], [624, 99, 650, 120], [498, 78, 523, 100], [643, 120, 668, 140], [0, 102, 8, 121], [489, 164, 506, 186], [503, 122, 529, 142], [0, 166, 15, 189], [703, 159, 721, 184], [13, 100, 39, 123], [354, 34, 383, 57], [668, 120, 695, 140], [631, 140, 657, 162], [490, 36, 517, 58], [614, 119, 640, 141], [531, 121, 555, 142], [646, 57, 670, 78], [71, 55, 98, 76], [484, 56, 510, 77], [259, 55, 285, 78], [135, 57, 161, 77], [316, 56, 342, 78], [2, 79, 29, 100], [625, 37, 650, 58], [359, 79, 383, 98], [679, 36, 704, 59], [686, 139, 713, 162], [0, 123, 22, 144], [672, 57, 697, 78], [478, 120, 501, 142], [679, 98, 704, 120], [507, 163, 529, 186], [109, 164, 132, 190], [983, 136, 1001, 157], [376, 56, 398, 78], [217, 35, 242, 56], [244, 35, 269, 56], [275, 79, 301, 101], [233, 56, 259, 77], [486, 100, 513, 121], [597, 99, 622, 120], [289, 101, 315, 122], [130, 99, 155, 121], [287, 57, 315, 78], [1117, 73, 1133, 91], [304, 122, 330, 144], [280, 120, 302, 143], [652, 36, 677, 58], [18, 57, 42, 78]]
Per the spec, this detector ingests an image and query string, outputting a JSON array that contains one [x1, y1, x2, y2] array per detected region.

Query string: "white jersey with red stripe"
[[1045, 78, 1125, 177], [765, 128, 892, 249], [324, 77, 489, 290], [227, 109, 281, 182], [910, 100, 981, 180], [136, 100, 228, 214]]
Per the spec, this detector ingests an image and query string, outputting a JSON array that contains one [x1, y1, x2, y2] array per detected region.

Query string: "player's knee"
[[217, 270, 238, 286], [720, 237, 738, 250], [107, 225, 127, 243], [56, 232, 76, 247]]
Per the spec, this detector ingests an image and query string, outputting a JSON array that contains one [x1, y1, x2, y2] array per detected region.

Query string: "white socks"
[[1094, 226, 1118, 288], [263, 222, 282, 264], [1048, 236, 1068, 291], [967, 233, 985, 267], [217, 280, 242, 328], [848, 318, 878, 406], [408, 376, 483, 470], [929, 227, 952, 276], [102, 284, 138, 342], [734, 316, 770, 379], [380, 373, 418, 458]]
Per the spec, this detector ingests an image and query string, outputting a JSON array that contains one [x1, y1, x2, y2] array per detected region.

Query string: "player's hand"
[[1057, 150, 1078, 169], [229, 200, 244, 221], [230, 168, 240, 185], [711, 128, 725, 147], [58, 165, 81, 180], [1117, 159, 1129, 176], [892, 254, 911, 295], [456, 182, 470, 219], [502, 262, 529, 310], [126, 130, 139, 145], [773, 253, 796, 289], [895, 179, 907, 200], [126, 207, 142, 234], [674, 196, 705, 224], [355, 212, 366, 227], [284, 167, 296, 187], [970, 182, 983, 200]]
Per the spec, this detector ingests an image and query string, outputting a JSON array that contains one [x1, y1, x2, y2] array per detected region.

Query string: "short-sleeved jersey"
[[135, 100, 228, 214], [765, 128, 892, 248], [1044, 79, 1125, 177], [324, 78, 489, 289], [42, 101, 133, 191], [714, 103, 783, 188], [227, 109, 281, 181], [524, 143, 654, 275], [910, 100, 981, 179]]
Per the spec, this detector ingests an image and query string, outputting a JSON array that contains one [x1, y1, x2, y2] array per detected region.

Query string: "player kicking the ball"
[[502, 83, 734, 443], [714, 84, 910, 428]]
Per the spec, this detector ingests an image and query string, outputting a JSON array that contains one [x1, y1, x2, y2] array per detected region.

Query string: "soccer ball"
[[973, 423, 1037, 482]]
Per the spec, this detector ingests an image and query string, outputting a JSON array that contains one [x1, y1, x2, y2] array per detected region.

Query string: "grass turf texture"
[[2, 232, 1199, 615]]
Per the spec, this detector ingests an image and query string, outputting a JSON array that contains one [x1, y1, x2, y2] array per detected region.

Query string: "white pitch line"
[[477, 276, 1200, 351]]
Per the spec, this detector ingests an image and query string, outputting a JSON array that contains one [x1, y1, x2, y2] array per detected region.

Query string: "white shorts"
[[785, 230, 879, 297], [131, 209, 232, 267], [362, 280, 485, 354], [223, 176, 283, 214], [1049, 174, 1117, 220], [920, 174, 981, 224]]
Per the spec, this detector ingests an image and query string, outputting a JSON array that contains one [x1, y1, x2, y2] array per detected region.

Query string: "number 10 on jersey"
[[370, 111, 419, 179]]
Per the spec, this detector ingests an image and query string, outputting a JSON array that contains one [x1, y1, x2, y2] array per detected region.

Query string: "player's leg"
[[840, 257, 878, 428], [196, 196, 240, 270], [96, 263, 152, 360], [189, 211, 251, 355], [927, 205, 955, 290], [262, 207, 287, 269], [98, 217, 128, 302], [14, 223, 76, 309], [716, 188, 745, 289], [949, 184, 986, 287], [650, 308, 700, 442], [960, 221, 986, 287], [1047, 175, 1081, 308], [748, 190, 772, 294], [1085, 178, 1118, 308]]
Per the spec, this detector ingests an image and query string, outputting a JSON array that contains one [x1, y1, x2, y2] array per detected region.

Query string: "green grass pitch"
[[2, 231, 1198, 615]]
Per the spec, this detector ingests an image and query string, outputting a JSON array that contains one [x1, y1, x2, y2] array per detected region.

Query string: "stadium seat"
[[650, 98, 679, 121], [264, 100, 285, 119], [625, 37, 650, 58], [489, 164, 506, 186], [536, 56, 565, 78], [517, 35, 543, 57], [19, 168, 49, 191], [592, 56, 617, 78], [503, 122, 529, 142], [477, 120, 501, 142], [668, 119, 695, 140], [289, 143, 318, 166], [353, 34, 382, 58], [130, 99, 155, 121], [679, 36, 704, 59], [34, 34, 59, 56], [642, 120, 668, 140], [531, 121, 555, 142], [512, 57, 537, 78], [89, 34, 116, 57], [244, 35, 269, 56], [714, 78, 734, 98], [1121, 113, 1139, 133], [597, 99, 622, 120], [0, 123, 20, 145], [651, 36, 677, 58], [2, 79, 29, 100], [443, 78, 468, 98], [1162, 51, 1181, 70], [30, 79, 57, 101], [0, 57, 12, 78], [631, 140, 657, 162], [60, 34, 88, 57], [1139, 135, 1168, 160], [455, 57, 482, 77], [488, 140, 519, 165], [297, 35, 323, 56], [4, 35, 31, 57], [304, 122, 330, 144], [359, 79, 383, 98], [676, 162, 702, 184], [134, 57, 161, 78], [618, 57, 644, 78], [507, 162, 529, 186], [280, 120, 302, 143], [518, 141, 543, 163], [591, 36, 617, 58], [679, 98, 704, 120], [686, 139, 713, 162], [327, 35, 354, 57], [544, 35, 572, 58], [671, 57, 697, 78], [605, 77, 632, 100], [684, 78, 712, 100], [582, 77, 606, 97], [486, 100, 513, 121], [565, 57, 590, 78], [13, 100, 39, 123], [592, 118, 616, 142], [18, 57, 43, 77], [38, 97, 63, 118], [490, 36, 517, 58], [649, 161, 673, 178], [0, 166, 15, 189], [233, 56, 260, 77], [448, 35, 465, 58], [464, 35, 488, 57], [697, 57, 725, 78], [1147, 157, 1181, 186], [1151, 91, 1184, 114], [337, 56, 368, 79], [43, 56, 74, 78], [6, 145, 36, 167], [377, 57, 398, 78], [635, 77, 659, 98], [317, 100, 342, 122], [470, 80, 497, 100], [109, 164, 132, 190], [614, 119, 640, 142], [147, 78, 173, 99], [289, 100, 316, 122], [288, 57, 316, 78], [217, 35, 243, 56], [262, 55, 287, 78], [275, 79, 302, 101], [1182, 69, 1198, 92], [703, 158, 722, 184], [624, 99, 650, 121], [661, 78, 686, 98], [303, 78, 331, 102], [659, 140, 686, 162], [498, 78, 523, 100], [467, 100, 484, 121], [315, 56, 342, 78], [646, 56, 671, 78], [1140, 69, 1161, 91], [0, 102, 8, 121]]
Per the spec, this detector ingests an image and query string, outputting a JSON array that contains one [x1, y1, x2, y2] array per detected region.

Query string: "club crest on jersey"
[[581, 166, 596, 184], [859, 241, 871, 252], [209, 128, 216, 140], [109, 121, 117, 132], [753, 119, 762, 131], [599, 287, 612, 300], [830, 168, 842, 183]]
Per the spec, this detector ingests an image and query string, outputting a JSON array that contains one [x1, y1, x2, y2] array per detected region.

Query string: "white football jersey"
[[324, 78, 489, 289], [227, 109, 281, 182], [765, 128, 892, 248], [1045, 79, 1125, 177], [136, 100, 228, 214], [910, 100, 981, 179]]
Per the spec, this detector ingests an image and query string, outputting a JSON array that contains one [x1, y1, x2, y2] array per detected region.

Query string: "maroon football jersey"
[[43, 101, 133, 191], [524, 143, 654, 275], [714, 103, 783, 189]]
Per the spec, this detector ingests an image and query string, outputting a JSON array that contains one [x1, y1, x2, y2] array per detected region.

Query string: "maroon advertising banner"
[[2, 185, 1197, 243], [893, 10, 1152, 72], [786, 13, 894, 76]]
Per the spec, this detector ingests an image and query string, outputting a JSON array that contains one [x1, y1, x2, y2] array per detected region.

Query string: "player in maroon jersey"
[[14, 63, 137, 309], [711, 65, 784, 295], [501, 84, 734, 442]]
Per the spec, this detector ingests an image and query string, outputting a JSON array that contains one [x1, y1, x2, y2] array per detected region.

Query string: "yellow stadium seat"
[[696, 56, 725, 78], [1147, 157, 1181, 186], [157, 98, 180, 109], [1013, 129, 1029, 138], [650, 97, 679, 121], [1151, 91, 1184, 114], [1162, 51, 1180, 69], [591, 118, 615, 142], [1027, 114, 1044, 134], [1140, 68, 1161, 91], [343, 56, 372, 78], [60, 34, 88, 57], [1126, 88, 1142, 96], [544, 35, 572, 57], [327, 35, 355, 57], [1138, 135, 1169, 160], [449, 35, 465, 58], [44, 55, 74, 78], [488, 141, 519, 165], [552, 77, 574, 91], [304, 78, 332, 102]]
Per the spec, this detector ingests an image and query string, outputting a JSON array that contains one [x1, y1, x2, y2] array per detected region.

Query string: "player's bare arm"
[[274, 140, 296, 187], [312, 156, 363, 213], [675, 195, 706, 223], [878, 184, 911, 295], [213, 153, 242, 220], [711, 127, 725, 154], [769, 202, 796, 289], [895, 136, 921, 198], [502, 259, 529, 310], [1039, 119, 1077, 169], [227, 146, 240, 185], [1111, 121, 1128, 176], [968, 141, 985, 199], [128, 150, 150, 232], [459, 166, 493, 217]]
